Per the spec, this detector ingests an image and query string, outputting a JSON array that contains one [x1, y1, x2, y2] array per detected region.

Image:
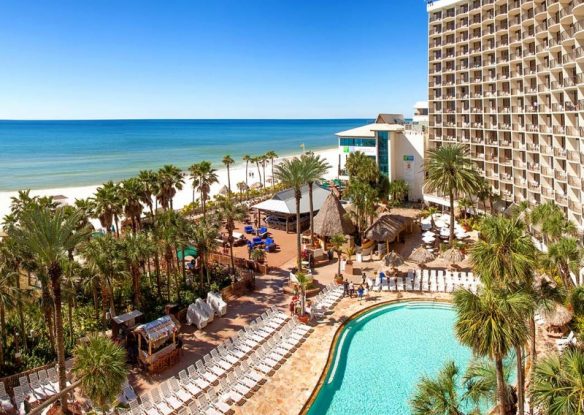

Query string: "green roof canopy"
[[177, 246, 198, 260]]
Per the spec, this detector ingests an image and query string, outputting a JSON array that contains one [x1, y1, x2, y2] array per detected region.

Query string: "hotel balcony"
[[555, 193, 569, 207]]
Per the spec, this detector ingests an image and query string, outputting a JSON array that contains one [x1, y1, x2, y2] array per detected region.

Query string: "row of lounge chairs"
[[1, 366, 66, 414], [310, 284, 344, 320], [119, 307, 311, 415], [369, 269, 480, 294]]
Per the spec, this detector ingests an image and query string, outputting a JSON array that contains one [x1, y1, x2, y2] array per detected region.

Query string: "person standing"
[[349, 281, 355, 298], [357, 285, 364, 303]]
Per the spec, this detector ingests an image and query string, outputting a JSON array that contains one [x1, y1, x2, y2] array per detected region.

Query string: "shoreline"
[[0, 146, 339, 225]]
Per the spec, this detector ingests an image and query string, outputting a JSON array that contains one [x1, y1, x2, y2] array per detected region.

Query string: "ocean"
[[0, 119, 368, 191]]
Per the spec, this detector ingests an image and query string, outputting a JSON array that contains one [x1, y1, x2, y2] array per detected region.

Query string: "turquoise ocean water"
[[0, 119, 368, 191]]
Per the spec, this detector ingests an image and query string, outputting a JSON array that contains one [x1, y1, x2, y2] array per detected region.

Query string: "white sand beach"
[[0, 147, 339, 226]]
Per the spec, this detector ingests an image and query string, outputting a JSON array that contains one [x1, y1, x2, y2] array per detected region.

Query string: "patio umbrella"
[[542, 304, 574, 328], [423, 231, 435, 237], [384, 251, 404, 267], [422, 236, 435, 244], [409, 246, 436, 264], [440, 248, 465, 263]]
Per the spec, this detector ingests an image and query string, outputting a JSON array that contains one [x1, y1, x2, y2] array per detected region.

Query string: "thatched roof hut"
[[364, 214, 410, 242], [440, 248, 465, 263], [250, 182, 263, 190], [218, 185, 230, 195], [409, 246, 436, 264], [542, 304, 574, 327], [313, 193, 355, 236]]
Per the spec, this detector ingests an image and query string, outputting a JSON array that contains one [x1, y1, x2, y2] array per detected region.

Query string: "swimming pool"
[[306, 301, 473, 415]]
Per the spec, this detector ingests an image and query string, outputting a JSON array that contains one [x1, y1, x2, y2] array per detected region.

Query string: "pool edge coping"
[[298, 297, 453, 415]]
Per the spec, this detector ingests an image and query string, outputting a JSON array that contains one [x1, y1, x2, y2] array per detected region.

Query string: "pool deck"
[[230, 291, 452, 415]]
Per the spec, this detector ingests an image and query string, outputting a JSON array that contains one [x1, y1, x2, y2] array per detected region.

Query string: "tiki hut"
[[440, 248, 465, 263], [364, 214, 411, 252], [250, 182, 263, 190], [409, 246, 436, 264], [542, 304, 574, 332], [218, 185, 230, 195], [313, 193, 355, 237]]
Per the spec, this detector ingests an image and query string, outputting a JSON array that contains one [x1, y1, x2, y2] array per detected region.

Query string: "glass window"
[[377, 131, 389, 176]]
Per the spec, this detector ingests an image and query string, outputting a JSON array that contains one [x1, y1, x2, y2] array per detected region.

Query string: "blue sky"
[[0, 1, 429, 119]]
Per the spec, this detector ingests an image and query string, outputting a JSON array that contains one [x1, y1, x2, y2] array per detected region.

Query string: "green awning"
[[177, 246, 198, 260]]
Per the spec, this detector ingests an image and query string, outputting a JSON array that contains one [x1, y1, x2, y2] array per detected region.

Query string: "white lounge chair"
[[180, 369, 202, 396]]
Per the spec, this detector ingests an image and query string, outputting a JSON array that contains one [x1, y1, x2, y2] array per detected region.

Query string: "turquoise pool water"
[[307, 302, 473, 415]]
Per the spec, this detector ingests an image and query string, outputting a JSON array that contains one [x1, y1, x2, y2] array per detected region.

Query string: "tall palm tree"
[[531, 348, 584, 415], [424, 144, 481, 245], [301, 152, 330, 245], [11, 206, 90, 411], [92, 181, 122, 235], [275, 157, 309, 270], [236, 181, 247, 201], [193, 161, 219, 219], [242, 154, 252, 187], [72, 336, 128, 413], [83, 234, 126, 322], [119, 178, 145, 233], [252, 156, 263, 185], [265, 150, 278, 187], [463, 358, 515, 412], [222, 155, 234, 193], [215, 196, 246, 273], [0, 272, 16, 366], [260, 154, 268, 188], [120, 232, 152, 308], [345, 151, 379, 182], [191, 220, 220, 287], [330, 233, 347, 278], [156, 164, 184, 211], [188, 162, 201, 204], [453, 286, 532, 415], [138, 169, 159, 216]]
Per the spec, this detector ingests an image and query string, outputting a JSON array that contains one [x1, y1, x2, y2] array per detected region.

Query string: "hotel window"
[[377, 131, 389, 176], [339, 138, 376, 147]]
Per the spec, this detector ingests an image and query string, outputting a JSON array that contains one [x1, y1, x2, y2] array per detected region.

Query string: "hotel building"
[[426, 0, 584, 226], [336, 111, 426, 201]]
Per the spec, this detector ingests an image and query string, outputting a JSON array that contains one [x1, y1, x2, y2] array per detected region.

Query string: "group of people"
[[343, 279, 367, 302]]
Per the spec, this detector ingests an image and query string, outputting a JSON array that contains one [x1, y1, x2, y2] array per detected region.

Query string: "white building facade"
[[336, 114, 426, 201]]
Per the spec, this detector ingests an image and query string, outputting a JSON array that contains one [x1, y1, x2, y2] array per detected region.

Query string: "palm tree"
[[453, 286, 532, 415], [541, 237, 581, 289], [138, 169, 159, 216], [274, 157, 309, 270], [193, 161, 219, 219], [120, 232, 152, 308], [330, 233, 347, 278], [236, 181, 248, 201], [463, 358, 515, 412], [457, 197, 473, 219], [11, 206, 90, 410], [119, 178, 145, 233], [156, 164, 184, 211], [191, 220, 220, 287], [265, 151, 278, 187], [0, 272, 16, 366], [410, 361, 465, 415], [530, 201, 576, 244], [294, 271, 312, 317], [252, 156, 263, 185], [531, 348, 584, 415], [188, 162, 201, 204], [301, 152, 330, 245], [216, 196, 246, 273], [424, 144, 480, 245], [222, 155, 235, 193], [242, 154, 252, 187], [72, 336, 128, 413], [345, 151, 379, 182], [92, 181, 122, 235], [389, 179, 410, 204], [83, 234, 126, 322]]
